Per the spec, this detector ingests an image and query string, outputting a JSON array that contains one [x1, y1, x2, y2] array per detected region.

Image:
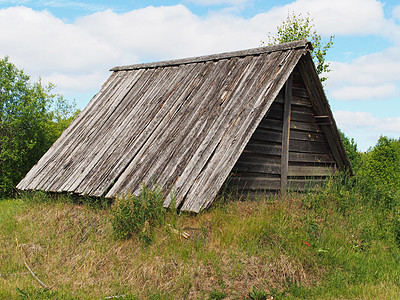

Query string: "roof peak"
[[110, 39, 311, 72]]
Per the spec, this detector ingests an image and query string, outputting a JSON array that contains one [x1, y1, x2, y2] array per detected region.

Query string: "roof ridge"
[[110, 39, 311, 72]]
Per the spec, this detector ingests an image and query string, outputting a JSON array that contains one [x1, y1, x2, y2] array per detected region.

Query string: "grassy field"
[[1, 181, 400, 299]]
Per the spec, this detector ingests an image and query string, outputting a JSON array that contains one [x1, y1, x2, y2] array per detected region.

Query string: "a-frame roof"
[[17, 40, 351, 212]]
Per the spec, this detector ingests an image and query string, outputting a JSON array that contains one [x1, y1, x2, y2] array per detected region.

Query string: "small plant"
[[208, 289, 226, 300], [111, 184, 165, 242], [248, 285, 271, 300]]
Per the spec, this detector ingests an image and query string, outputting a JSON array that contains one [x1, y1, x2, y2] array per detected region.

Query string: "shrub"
[[111, 185, 166, 242]]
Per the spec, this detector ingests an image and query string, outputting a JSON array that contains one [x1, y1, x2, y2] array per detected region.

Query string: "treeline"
[[0, 57, 78, 197]]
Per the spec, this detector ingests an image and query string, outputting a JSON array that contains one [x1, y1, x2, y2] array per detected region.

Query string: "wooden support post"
[[281, 73, 293, 193]]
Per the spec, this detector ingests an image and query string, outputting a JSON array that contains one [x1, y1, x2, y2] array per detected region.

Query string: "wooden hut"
[[17, 40, 352, 213]]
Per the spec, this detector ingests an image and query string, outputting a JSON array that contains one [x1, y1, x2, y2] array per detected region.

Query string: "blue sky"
[[1, 0, 400, 151]]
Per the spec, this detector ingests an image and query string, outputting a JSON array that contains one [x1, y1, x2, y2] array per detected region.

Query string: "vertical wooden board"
[[281, 73, 292, 192]]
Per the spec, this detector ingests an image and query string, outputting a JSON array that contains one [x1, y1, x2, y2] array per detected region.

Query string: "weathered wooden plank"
[[182, 47, 305, 212], [162, 52, 279, 208], [292, 86, 310, 98], [54, 67, 165, 193], [17, 71, 122, 190], [235, 152, 281, 165], [226, 176, 326, 191], [107, 56, 255, 199], [288, 152, 335, 163], [290, 121, 321, 133], [234, 161, 281, 175], [252, 126, 328, 145], [290, 139, 330, 154], [288, 165, 336, 177], [246, 139, 330, 155], [72, 64, 194, 195], [275, 95, 312, 107], [258, 118, 322, 133], [29, 70, 138, 191], [251, 129, 281, 143], [92, 62, 213, 196], [268, 106, 315, 123], [315, 115, 332, 125], [227, 177, 281, 190], [245, 142, 282, 155], [281, 73, 292, 192]]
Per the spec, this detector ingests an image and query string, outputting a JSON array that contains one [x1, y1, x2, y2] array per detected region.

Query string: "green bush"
[[0, 56, 77, 198], [111, 185, 166, 242]]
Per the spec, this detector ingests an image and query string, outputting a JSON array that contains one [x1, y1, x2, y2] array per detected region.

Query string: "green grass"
[[1, 181, 400, 299]]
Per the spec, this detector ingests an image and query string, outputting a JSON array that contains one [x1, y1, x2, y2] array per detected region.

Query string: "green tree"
[[264, 12, 334, 82], [0, 56, 77, 197], [339, 130, 362, 173], [358, 136, 400, 209]]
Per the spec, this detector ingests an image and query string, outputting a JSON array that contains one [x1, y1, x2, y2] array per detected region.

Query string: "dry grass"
[[1, 190, 400, 299], [0, 194, 324, 299]]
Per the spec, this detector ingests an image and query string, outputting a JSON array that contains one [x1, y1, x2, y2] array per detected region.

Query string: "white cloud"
[[256, 0, 399, 38], [330, 84, 399, 101], [334, 110, 400, 151], [326, 45, 400, 101], [334, 111, 376, 129], [0, 6, 118, 72], [334, 111, 400, 133]]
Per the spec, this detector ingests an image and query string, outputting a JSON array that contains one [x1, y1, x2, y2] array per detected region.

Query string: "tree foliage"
[[0, 56, 77, 197], [339, 130, 362, 173], [358, 136, 400, 209], [265, 12, 334, 82]]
